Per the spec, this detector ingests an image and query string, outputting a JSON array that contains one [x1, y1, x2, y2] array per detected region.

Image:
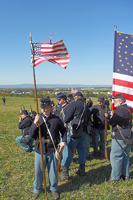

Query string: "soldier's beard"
[[114, 102, 121, 108]]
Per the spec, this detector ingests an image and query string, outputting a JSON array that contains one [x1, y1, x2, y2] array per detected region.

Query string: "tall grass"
[[0, 97, 133, 200]]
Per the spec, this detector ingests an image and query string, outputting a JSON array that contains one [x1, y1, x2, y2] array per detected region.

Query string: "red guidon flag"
[[31, 39, 70, 69], [112, 31, 133, 112]]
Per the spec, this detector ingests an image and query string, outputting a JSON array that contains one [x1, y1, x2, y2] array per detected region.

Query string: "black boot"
[[120, 174, 131, 181], [76, 164, 86, 176], [58, 166, 69, 182]]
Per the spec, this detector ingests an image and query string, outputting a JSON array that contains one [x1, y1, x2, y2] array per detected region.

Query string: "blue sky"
[[0, 0, 133, 86]]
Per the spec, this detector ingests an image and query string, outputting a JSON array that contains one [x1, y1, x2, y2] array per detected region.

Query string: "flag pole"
[[30, 33, 47, 200], [112, 25, 117, 111], [104, 105, 107, 159]]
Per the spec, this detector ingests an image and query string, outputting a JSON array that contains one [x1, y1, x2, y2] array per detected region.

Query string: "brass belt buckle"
[[45, 139, 50, 143]]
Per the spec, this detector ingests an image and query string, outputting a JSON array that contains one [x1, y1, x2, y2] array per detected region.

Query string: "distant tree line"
[[0, 88, 112, 99]]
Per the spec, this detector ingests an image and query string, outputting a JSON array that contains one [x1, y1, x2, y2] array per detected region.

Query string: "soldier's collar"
[[42, 113, 51, 118], [62, 102, 67, 108]]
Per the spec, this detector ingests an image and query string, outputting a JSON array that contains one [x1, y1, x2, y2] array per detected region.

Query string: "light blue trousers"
[[33, 152, 58, 194], [84, 133, 91, 158], [110, 139, 130, 180], [61, 131, 71, 166], [61, 131, 86, 167], [15, 135, 34, 152]]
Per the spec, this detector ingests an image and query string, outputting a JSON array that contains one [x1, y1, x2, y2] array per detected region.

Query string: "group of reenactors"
[[16, 92, 132, 200]]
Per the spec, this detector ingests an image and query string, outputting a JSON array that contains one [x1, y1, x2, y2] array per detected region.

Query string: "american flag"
[[71, 88, 78, 94], [112, 31, 133, 112], [31, 39, 70, 69]]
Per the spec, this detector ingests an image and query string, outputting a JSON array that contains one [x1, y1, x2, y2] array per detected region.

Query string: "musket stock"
[[58, 159, 61, 172], [74, 148, 76, 155]]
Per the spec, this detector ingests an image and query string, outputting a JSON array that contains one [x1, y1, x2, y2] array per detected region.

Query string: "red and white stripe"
[[31, 39, 70, 69], [112, 72, 133, 112]]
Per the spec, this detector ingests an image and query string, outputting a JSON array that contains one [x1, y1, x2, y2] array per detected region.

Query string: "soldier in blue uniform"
[[66, 93, 74, 104], [55, 92, 64, 116], [90, 96, 110, 158], [59, 92, 86, 181], [29, 98, 67, 200], [16, 110, 34, 152], [87, 97, 93, 108], [46, 95, 55, 114], [56, 93, 71, 180], [57, 93, 69, 121], [108, 94, 132, 182], [82, 97, 91, 159]]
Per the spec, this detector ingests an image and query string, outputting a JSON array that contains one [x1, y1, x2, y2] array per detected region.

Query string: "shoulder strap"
[[76, 103, 85, 130], [42, 116, 57, 152], [123, 106, 132, 125], [59, 104, 69, 118]]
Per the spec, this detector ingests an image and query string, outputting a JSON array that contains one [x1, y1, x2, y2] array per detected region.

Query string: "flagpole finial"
[[114, 24, 117, 31], [50, 32, 56, 43], [29, 32, 32, 44]]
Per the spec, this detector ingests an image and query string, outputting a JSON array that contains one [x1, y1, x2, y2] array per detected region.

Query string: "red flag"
[[31, 39, 70, 69], [112, 31, 133, 112]]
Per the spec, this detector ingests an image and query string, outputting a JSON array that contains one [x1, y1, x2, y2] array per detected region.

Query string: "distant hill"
[[0, 84, 112, 89]]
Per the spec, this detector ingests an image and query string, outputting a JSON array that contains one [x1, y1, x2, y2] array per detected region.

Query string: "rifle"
[[104, 105, 107, 159], [54, 107, 57, 115], [111, 131, 127, 156], [89, 121, 99, 138], [74, 148, 76, 155], [20, 105, 24, 136], [30, 105, 32, 112], [20, 105, 22, 113], [58, 159, 61, 172]]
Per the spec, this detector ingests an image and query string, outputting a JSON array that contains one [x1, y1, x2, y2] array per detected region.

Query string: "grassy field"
[[0, 97, 133, 200]]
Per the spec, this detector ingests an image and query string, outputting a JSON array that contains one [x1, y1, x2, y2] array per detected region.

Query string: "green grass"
[[0, 97, 133, 200]]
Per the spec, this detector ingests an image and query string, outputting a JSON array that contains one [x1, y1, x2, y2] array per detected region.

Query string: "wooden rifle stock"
[[104, 105, 107, 159], [74, 148, 76, 155], [58, 159, 61, 172]]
